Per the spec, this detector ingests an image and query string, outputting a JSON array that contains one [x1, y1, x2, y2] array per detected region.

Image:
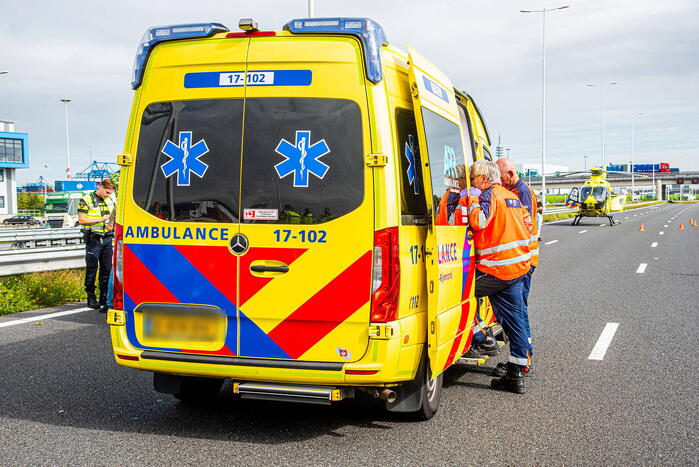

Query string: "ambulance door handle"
[[250, 260, 290, 277], [250, 265, 289, 273]]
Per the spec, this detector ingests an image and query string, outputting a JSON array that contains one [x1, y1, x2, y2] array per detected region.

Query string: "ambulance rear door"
[[408, 47, 476, 377], [232, 35, 374, 363]]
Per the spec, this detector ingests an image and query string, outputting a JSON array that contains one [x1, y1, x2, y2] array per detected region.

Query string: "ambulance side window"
[[456, 104, 476, 166], [421, 108, 467, 226], [395, 108, 427, 223], [132, 100, 243, 223]]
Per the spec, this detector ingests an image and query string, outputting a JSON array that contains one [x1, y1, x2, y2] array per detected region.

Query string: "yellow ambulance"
[[109, 17, 500, 420]]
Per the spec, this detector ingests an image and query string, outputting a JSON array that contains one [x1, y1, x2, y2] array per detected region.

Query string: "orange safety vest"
[[467, 184, 531, 281], [510, 179, 539, 268], [435, 190, 460, 226]]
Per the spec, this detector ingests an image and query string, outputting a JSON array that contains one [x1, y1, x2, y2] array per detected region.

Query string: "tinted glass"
[[0, 196, 4, 208], [240, 98, 363, 224], [133, 100, 243, 223], [421, 108, 467, 226], [395, 108, 427, 220]]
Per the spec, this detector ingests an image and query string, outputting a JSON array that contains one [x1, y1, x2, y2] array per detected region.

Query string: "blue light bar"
[[131, 23, 229, 89], [283, 17, 388, 83]]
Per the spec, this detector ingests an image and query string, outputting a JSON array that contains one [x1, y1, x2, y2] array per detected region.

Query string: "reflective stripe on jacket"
[[467, 184, 531, 280], [511, 178, 539, 267], [79, 192, 115, 234]]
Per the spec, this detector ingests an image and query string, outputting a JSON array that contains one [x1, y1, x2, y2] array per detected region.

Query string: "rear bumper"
[[109, 312, 424, 386]]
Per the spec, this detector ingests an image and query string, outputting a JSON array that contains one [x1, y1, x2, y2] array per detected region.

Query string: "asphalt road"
[[1, 202, 697, 466]]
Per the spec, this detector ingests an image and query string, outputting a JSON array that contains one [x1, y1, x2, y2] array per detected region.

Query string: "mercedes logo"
[[229, 233, 249, 255]]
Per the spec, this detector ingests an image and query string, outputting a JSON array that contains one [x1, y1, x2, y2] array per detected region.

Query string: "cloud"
[[1, 0, 697, 186]]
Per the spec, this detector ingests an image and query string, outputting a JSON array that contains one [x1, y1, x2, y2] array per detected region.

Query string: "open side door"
[[567, 187, 580, 204], [407, 48, 476, 378]]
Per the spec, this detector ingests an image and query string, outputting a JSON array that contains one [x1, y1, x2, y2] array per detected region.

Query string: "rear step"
[[233, 382, 354, 405]]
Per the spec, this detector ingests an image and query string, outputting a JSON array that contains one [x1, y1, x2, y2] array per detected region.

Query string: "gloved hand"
[[469, 187, 482, 197]]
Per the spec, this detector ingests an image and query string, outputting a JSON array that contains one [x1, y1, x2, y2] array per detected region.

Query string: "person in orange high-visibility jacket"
[[465, 159, 532, 394], [496, 158, 538, 374]]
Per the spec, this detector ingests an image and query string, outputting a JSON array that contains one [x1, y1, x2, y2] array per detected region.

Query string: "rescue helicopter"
[[565, 167, 629, 226]]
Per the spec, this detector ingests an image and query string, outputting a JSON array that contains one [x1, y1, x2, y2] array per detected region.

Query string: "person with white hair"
[[466, 159, 532, 394]]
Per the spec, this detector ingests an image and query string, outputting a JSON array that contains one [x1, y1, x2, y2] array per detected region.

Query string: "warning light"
[[692, 177, 699, 184], [676, 178, 685, 184]]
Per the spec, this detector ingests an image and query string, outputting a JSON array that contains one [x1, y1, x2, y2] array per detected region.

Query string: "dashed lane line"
[[651, 242, 658, 248], [659, 231, 664, 235], [579, 230, 588, 234], [636, 263, 648, 273], [588, 323, 620, 361], [544, 240, 558, 245], [0, 307, 92, 329]]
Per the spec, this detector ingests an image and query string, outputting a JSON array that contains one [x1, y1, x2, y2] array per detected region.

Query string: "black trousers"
[[85, 235, 113, 299]]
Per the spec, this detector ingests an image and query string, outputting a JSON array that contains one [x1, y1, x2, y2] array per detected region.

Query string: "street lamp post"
[[630, 112, 644, 201], [584, 155, 588, 171], [521, 5, 570, 211], [307, 0, 315, 17], [586, 82, 618, 168], [60, 99, 72, 180]]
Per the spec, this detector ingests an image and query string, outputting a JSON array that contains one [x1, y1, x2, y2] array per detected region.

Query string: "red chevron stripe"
[[268, 251, 372, 359], [175, 245, 237, 305], [123, 244, 178, 306]]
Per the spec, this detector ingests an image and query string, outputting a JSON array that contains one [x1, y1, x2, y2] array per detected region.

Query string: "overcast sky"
[[1, 0, 697, 184]]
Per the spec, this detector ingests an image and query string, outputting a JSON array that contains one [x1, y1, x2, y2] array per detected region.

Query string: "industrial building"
[[0, 120, 29, 215]]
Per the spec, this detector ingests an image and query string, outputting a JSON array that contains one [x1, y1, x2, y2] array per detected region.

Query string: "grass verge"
[[0, 269, 85, 316]]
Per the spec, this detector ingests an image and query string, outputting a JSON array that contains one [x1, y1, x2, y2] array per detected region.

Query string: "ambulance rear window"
[[240, 98, 363, 224], [132, 100, 243, 223]]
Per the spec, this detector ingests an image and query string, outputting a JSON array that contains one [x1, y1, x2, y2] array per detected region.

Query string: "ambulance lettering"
[[438, 242, 459, 264], [125, 225, 230, 241]]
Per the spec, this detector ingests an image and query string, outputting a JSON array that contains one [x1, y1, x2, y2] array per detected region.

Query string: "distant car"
[[2, 215, 42, 225]]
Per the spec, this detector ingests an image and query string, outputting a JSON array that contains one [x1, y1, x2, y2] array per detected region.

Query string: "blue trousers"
[[521, 266, 536, 357], [475, 271, 530, 367], [106, 269, 114, 308]]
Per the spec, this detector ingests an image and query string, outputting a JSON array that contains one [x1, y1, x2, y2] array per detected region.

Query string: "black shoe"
[[462, 347, 484, 359], [493, 362, 533, 377], [86, 292, 100, 309], [492, 362, 507, 377], [491, 362, 525, 394], [475, 331, 500, 356], [98, 305, 108, 314]]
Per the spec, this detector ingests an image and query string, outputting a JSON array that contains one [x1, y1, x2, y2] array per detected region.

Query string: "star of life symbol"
[[160, 131, 210, 186], [274, 130, 330, 188], [404, 134, 419, 195]]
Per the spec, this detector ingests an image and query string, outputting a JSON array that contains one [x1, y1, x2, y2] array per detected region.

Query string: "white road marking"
[[633, 214, 637, 217], [636, 263, 648, 273], [545, 240, 559, 245], [659, 231, 664, 235], [651, 242, 658, 248], [624, 217, 629, 219], [599, 224, 606, 227], [664, 225, 668, 227], [588, 323, 620, 361], [0, 307, 92, 329], [579, 230, 588, 233]]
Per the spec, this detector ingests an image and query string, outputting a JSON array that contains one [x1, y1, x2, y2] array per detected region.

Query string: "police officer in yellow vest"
[[78, 179, 116, 309]]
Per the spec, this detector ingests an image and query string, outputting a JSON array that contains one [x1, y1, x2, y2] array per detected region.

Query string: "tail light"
[[113, 223, 124, 310], [370, 227, 400, 322]]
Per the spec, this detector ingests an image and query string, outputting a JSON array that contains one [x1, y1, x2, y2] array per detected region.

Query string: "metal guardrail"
[[0, 227, 83, 250], [0, 245, 84, 277]]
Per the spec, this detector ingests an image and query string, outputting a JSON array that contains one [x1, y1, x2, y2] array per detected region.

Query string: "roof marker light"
[[283, 17, 388, 83], [131, 22, 229, 89], [239, 18, 258, 32]]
